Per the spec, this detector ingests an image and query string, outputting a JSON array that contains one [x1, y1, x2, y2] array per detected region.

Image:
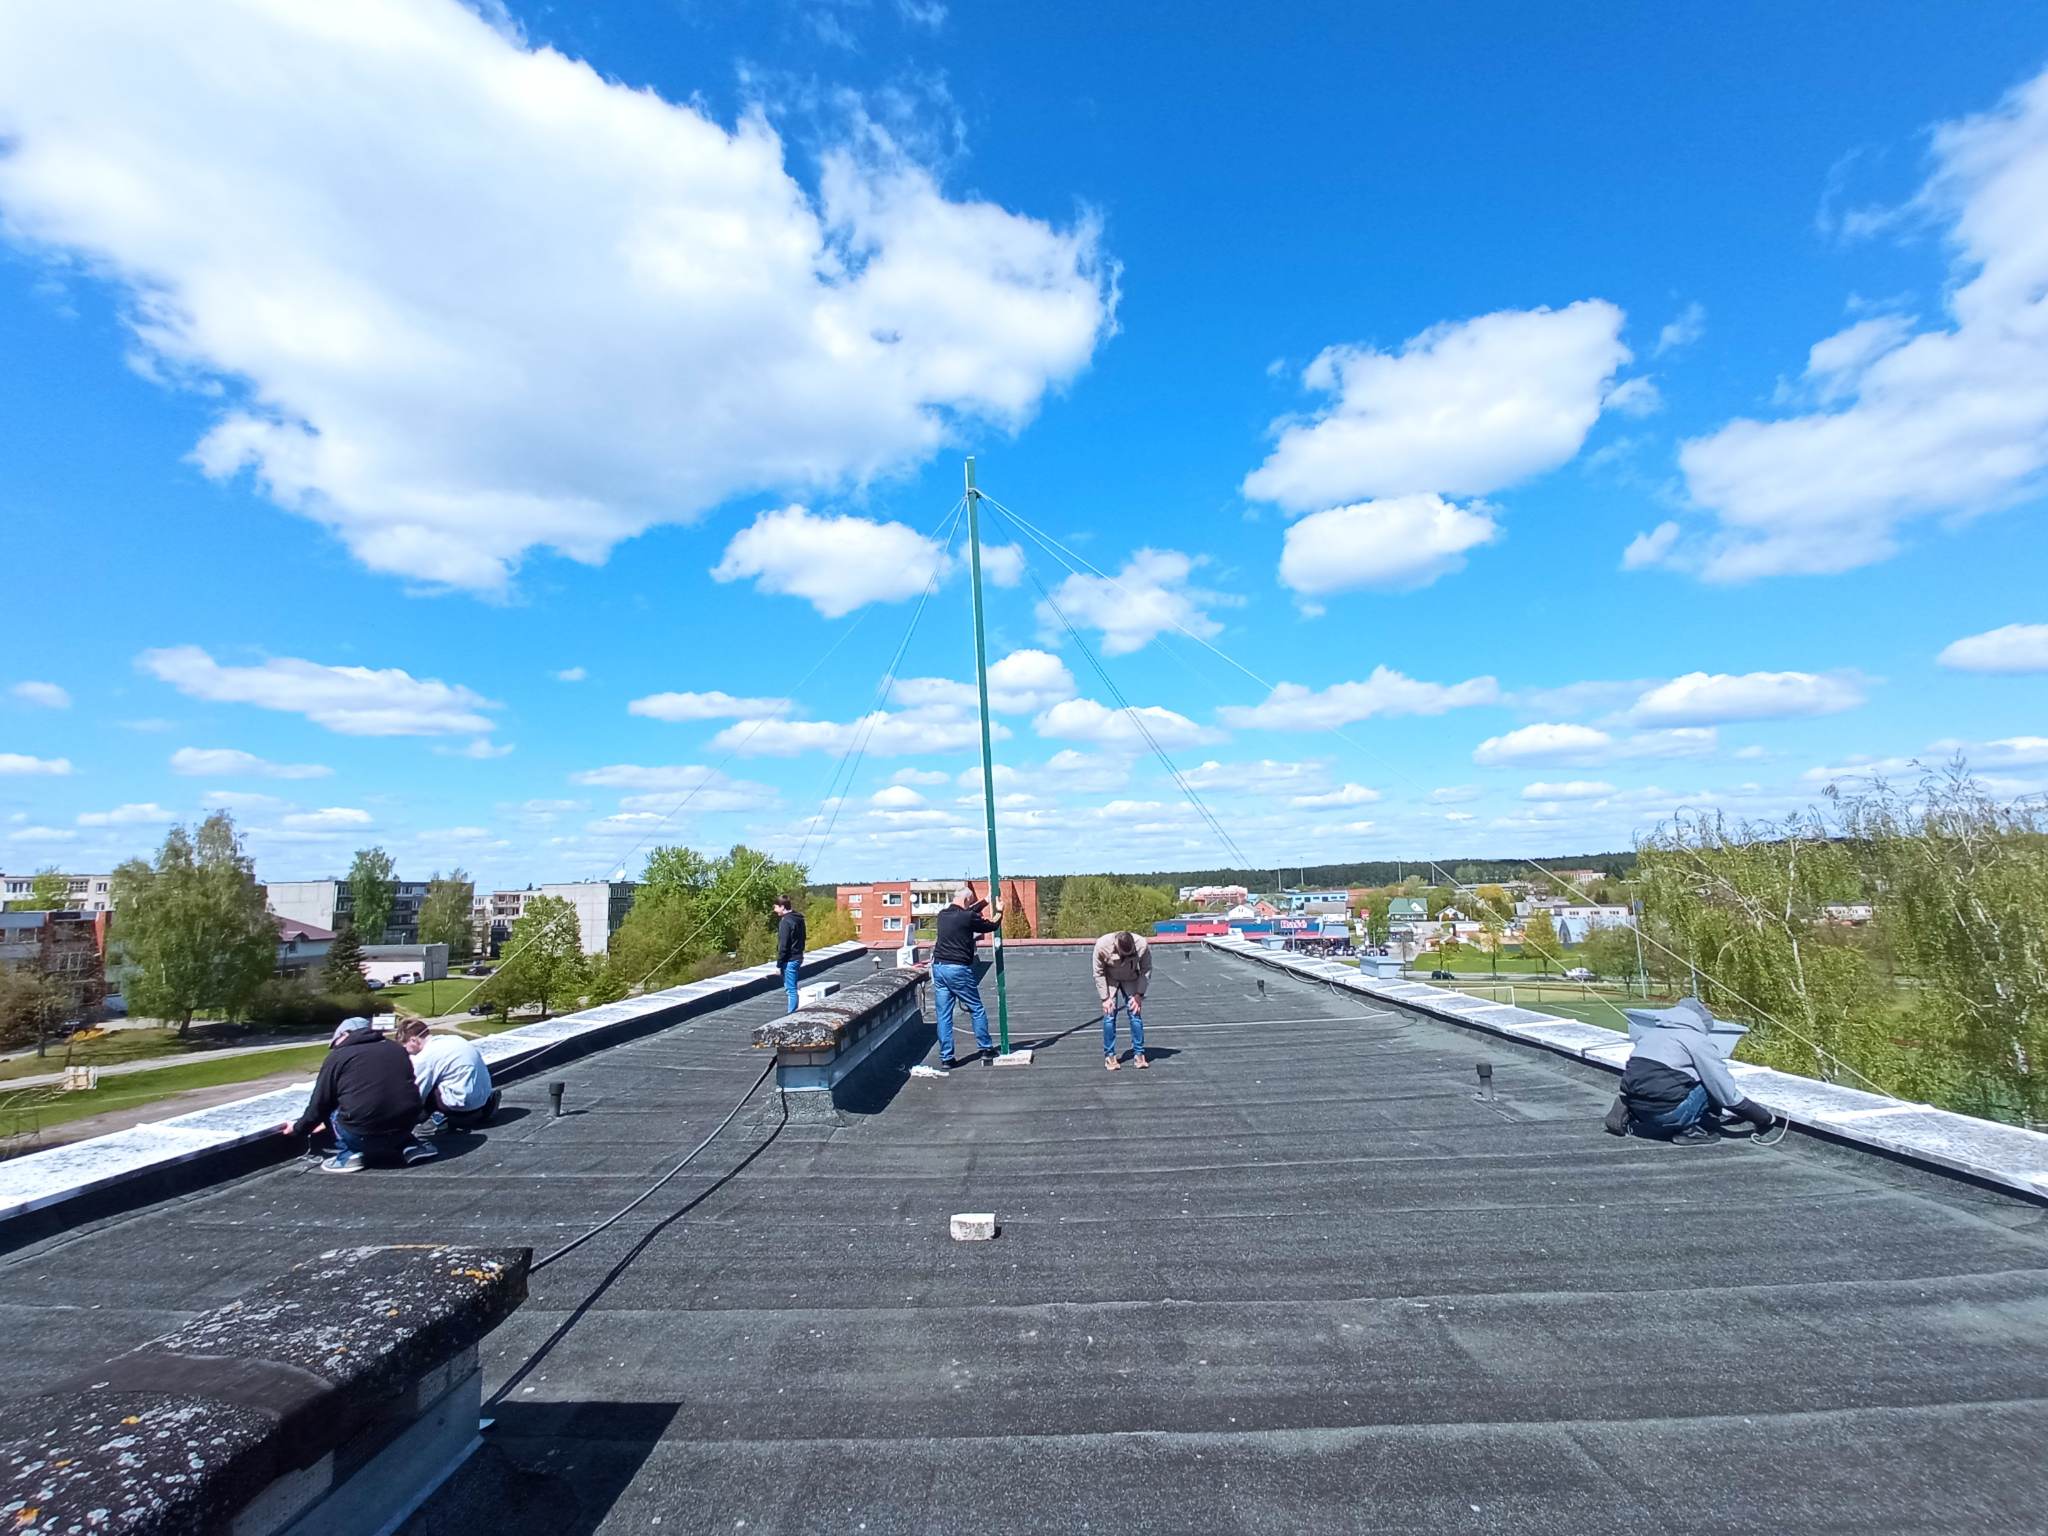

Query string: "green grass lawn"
[[374, 975, 494, 1015], [0, 1044, 334, 1138], [0, 1026, 340, 1083]]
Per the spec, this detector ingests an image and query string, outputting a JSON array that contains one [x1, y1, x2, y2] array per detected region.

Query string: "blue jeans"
[[1632, 1084, 1709, 1138], [782, 959, 801, 1013], [1103, 996, 1144, 1058], [930, 962, 992, 1061], [330, 1115, 407, 1163]]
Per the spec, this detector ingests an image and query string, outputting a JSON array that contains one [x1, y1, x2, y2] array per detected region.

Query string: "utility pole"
[[964, 458, 1011, 1055]]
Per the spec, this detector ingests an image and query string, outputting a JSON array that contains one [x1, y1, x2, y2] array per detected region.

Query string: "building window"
[[883, 917, 903, 931], [881, 893, 902, 907], [848, 893, 862, 905]]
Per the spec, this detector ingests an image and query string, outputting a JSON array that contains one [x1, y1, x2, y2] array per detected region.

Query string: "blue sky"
[[3, 1, 2046, 888]]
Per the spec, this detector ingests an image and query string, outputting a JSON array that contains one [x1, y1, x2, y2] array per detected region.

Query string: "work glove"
[[1731, 1097, 1775, 1132]]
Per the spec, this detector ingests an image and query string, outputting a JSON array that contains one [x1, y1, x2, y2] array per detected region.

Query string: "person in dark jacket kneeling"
[[1606, 998, 1776, 1146], [279, 1016, 435, 1172]]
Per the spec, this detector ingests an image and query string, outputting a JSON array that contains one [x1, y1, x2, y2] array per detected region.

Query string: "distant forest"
[[1051, 851, 1638, 892]]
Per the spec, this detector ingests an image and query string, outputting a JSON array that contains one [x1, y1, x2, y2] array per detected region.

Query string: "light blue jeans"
[[1632, 1083, 1709, 1138], [1103, 995, 1144, 1059], [782, 960, 801, 1013], [931, 962, 992, 1061]]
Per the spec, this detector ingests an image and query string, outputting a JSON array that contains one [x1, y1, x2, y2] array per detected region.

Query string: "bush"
[[242, 977, 392, 1032]]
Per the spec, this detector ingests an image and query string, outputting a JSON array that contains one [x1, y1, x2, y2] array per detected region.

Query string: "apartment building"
[[0, 909, 109, 1019], [472, 881, 636, 957], [836, 876, 1040, 944], [266, 878, 431, 943], [0, 872, 115, 912]]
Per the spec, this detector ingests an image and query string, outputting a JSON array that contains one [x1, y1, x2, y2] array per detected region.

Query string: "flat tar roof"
[[3, 945, 2044, 1533]]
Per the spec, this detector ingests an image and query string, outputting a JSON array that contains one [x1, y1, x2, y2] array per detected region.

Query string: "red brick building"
[[837, 877, 1041, 944]]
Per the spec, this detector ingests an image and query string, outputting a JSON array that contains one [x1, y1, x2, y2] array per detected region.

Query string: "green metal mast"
[[964, 456, 1010, 1054]]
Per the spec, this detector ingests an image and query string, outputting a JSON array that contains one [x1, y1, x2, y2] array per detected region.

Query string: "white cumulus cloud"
[[1217, 667, 1500, 731], [0, 0, 1112, 592], [9, 681, 69, 709], [1036, 549, 1233, 656], [1474, 723, 1716, 766], [76, 803, 177, 826], [1277, 494, 1499, 596], [170, 746, 332, 780], [569, 764, 779, 811], [708, 706, 1001, 758], [1628, 671, 1866, 726], [139, 646, 495, 737], [1675, 69, 2048, 580], [1938, 622, 2048, 673], [0, 754, 72, 776], [1290, 783, 1380, 808], [1520, 780, 1616, 800], [1032, 698, 1222, 750], [281, 807, 374, 830], [1243, 301, 1630, 509], [628, 690, 795, 722], [890, 649, 1078, 714], [1655, 302, 1706, 356]]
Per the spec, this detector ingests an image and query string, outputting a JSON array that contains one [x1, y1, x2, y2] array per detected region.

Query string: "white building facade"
[[474, 881, 636, 957], [0, 872, 115, 912]]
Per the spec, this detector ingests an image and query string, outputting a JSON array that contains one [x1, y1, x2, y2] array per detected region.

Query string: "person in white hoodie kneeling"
[[395, 1017, 502, 1134]]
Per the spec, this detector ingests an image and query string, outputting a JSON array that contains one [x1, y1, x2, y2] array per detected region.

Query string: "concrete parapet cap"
[[1205, 938, 2048, 1204]]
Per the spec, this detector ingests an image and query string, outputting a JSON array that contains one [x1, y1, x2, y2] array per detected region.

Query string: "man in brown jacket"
[[1093, 929, 1152, 1070]]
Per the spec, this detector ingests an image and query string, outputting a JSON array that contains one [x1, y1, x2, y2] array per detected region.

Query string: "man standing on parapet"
[[930, 884, 1000, 1069], [1094, 930, 1151, 1071], [774, 894, 806, 1014]]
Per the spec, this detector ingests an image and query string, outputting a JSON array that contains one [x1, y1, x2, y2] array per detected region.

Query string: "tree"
[[323, 925, 368, 994], [609, 844, 808, 989], [348, 847, 397, 943], [1048, 876, 1175, 938], [0, 967, 69, 1053], [418, 868, 475, 960], [30, 868, 70, 911], [112, 812, 277, 1036], [1521, 910, 1563, 973], [1837, 764, 2048, 1122], [1638, 808, 1882, 1085], [1003, 900, 1034, 939], [1360, 893, 1392, 947], [487, 894, 586, 1020], [1581, 923, 1640, 986], [804, 894, 857, 948], [584, 958, 630, 1007]]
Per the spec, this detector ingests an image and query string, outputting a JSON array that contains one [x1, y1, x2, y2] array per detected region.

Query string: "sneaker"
[[1601, 1097, 1630, 1137], [415, 1112, 450, 1138], [1104, 1055, 1120, 1071], [321, 1152, 365, 1173], [1668, 1125, 1721, 1147], [981, 1047, 997, 1067], [400, 1140, 439, 1166], [1133, 1052, 1149, 1069]]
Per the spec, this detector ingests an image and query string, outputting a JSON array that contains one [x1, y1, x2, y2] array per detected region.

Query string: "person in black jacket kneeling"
[[279, 1016, 436, 1172]]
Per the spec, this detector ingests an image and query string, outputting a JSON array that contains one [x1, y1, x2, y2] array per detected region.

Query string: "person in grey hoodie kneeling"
[[1606, 997, 1776, 1146]]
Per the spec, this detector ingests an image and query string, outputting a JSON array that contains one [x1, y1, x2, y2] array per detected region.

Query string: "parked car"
[[389, 972, 418, 985], [364, 979, 385, 991], [467, 1001, 498, 1016], [464, 964, 491, 976], [1563, 966, 1597, 981], [1429, 969, 1455, 980]]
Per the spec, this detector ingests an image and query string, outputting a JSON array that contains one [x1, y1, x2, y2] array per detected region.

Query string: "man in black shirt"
[[930, 884, 1000, 1068], [774, 894, 806, 1013], [278, 1016, 434, 1172]]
